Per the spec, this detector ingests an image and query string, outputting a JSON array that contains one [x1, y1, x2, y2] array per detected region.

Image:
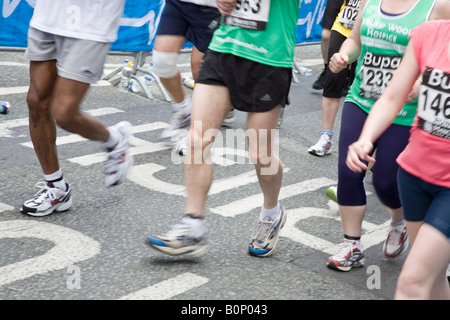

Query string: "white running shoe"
[[382, 222, 409, 258], [147, 217, 208, 257], [248, 205, 287, 257], [327, 239, 365, 272], [21, 182, 72, 217], [104, 121, 133, 187], [308, 134, 332, 157], [161, 98, 191, 142]]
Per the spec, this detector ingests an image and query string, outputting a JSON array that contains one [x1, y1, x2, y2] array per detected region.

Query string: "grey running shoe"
[[147, 218, 208, 257], [104, 121, 133, 187], [308, 134, 332, 157], [327, 240, 365, 272], [248, 205, 286, 257], [21, 182, 72, 217]]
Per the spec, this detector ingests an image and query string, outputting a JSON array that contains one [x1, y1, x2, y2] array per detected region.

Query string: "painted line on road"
[[0, 107, 124, 138], [0, 220, 100, 287], [118, 272, 208, 300]]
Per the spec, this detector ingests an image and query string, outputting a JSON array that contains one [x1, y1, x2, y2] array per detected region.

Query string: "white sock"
[[391, 219, 406, 227], [182, 215, 205, 237], [173, 96, 191, 115], [44, 169, 67, 191], [259, 203, 280, 221], [104, 126, 120, 150]]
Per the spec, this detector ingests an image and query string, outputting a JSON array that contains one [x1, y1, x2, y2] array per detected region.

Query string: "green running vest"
[[208, 0, 300, 69], [345, 0, 436, 126]]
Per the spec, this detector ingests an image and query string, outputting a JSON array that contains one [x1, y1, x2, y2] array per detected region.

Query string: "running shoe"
[[160, 99, 191, 142], [382, 222, 409, 258], [312, 68, 326, 90], [327, 239, 365, 272], [325, 186, 337, 203], [147, 219, 208, 257], [104, 121, 134, 187], [21, 182, 72, 217], [248, 205, 286, 257], [308, 134, 332, 157]]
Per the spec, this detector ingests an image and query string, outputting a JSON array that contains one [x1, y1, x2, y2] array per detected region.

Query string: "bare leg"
[[395, 223, 450, 299], [184, 84, 232, 217], [246, 106, 283, 210]]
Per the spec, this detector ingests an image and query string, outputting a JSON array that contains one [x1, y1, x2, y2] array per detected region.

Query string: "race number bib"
[[223, 0, 271, 30], [359, 52, 401, 100], [417, 67, 450, 139], [338, 0, 360, 30]]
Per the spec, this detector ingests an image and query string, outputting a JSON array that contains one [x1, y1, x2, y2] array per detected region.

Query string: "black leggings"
[[337, 102, 411, 208]]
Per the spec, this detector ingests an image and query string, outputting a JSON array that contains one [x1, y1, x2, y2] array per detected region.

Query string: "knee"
[[152, 50, 179, 79], [187, 126, 216, 162], [396, 271, 425, 299], [26, 90, 51, 123]]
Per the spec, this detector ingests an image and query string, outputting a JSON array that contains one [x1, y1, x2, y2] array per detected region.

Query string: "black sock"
[[344, 234, 361, 241]]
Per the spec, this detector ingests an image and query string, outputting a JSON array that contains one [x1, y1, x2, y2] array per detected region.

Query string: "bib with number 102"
[[223, 0, 270, 31]]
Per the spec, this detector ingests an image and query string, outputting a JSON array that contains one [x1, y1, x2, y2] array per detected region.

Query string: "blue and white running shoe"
[[147, 218, 208, 257], [248, 205, 286, 257]]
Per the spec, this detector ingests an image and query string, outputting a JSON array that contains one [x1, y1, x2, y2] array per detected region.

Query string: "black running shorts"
[[196, 50, 292, 113], [320, 0, 345, 30]]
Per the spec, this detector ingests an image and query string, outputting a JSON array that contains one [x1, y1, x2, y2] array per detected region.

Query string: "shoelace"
[[386, 225, 406, 245], [252, 218, 275, 242], [163, 222, 192, 238], [334, 241, 358, 259], [32, 182, 58, 203]]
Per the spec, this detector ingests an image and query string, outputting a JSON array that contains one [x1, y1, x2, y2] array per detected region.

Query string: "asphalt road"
[[0, 45, 410, 306]]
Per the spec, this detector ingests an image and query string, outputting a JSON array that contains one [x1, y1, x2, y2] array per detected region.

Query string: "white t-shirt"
[[30, 0, 126, 43], [179, 0, 217, 8]]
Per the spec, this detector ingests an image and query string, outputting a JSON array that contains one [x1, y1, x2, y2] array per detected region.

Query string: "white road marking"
[[118, 272, 208, 300]]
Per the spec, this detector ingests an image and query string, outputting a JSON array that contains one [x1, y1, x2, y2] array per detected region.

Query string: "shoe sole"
[[308, 149, 332, 157], [326, 258, 365, 272], [146, 237, 208, 257], [21, 198, 73, 217], [248, 209, 287, 258]]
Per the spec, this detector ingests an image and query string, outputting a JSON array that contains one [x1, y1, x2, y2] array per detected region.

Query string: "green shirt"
[[208, 0, 300, 68], [345, 0, 436, 126]]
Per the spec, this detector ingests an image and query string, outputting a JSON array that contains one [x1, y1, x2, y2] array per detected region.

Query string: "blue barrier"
[[0, 0, 326, 50]]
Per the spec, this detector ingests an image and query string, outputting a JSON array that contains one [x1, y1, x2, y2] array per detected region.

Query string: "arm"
[[429, 0, 450, 21], [346, 39, 420, 172], [329, 0, 368, 73]]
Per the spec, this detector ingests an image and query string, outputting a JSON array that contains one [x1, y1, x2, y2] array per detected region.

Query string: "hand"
[[217, 0, 237, 15], [329, 52, 349, 74], [346, 139, 375, 173]]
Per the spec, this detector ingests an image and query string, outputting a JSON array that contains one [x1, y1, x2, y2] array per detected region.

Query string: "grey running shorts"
[[25, 27, 111, 84]]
